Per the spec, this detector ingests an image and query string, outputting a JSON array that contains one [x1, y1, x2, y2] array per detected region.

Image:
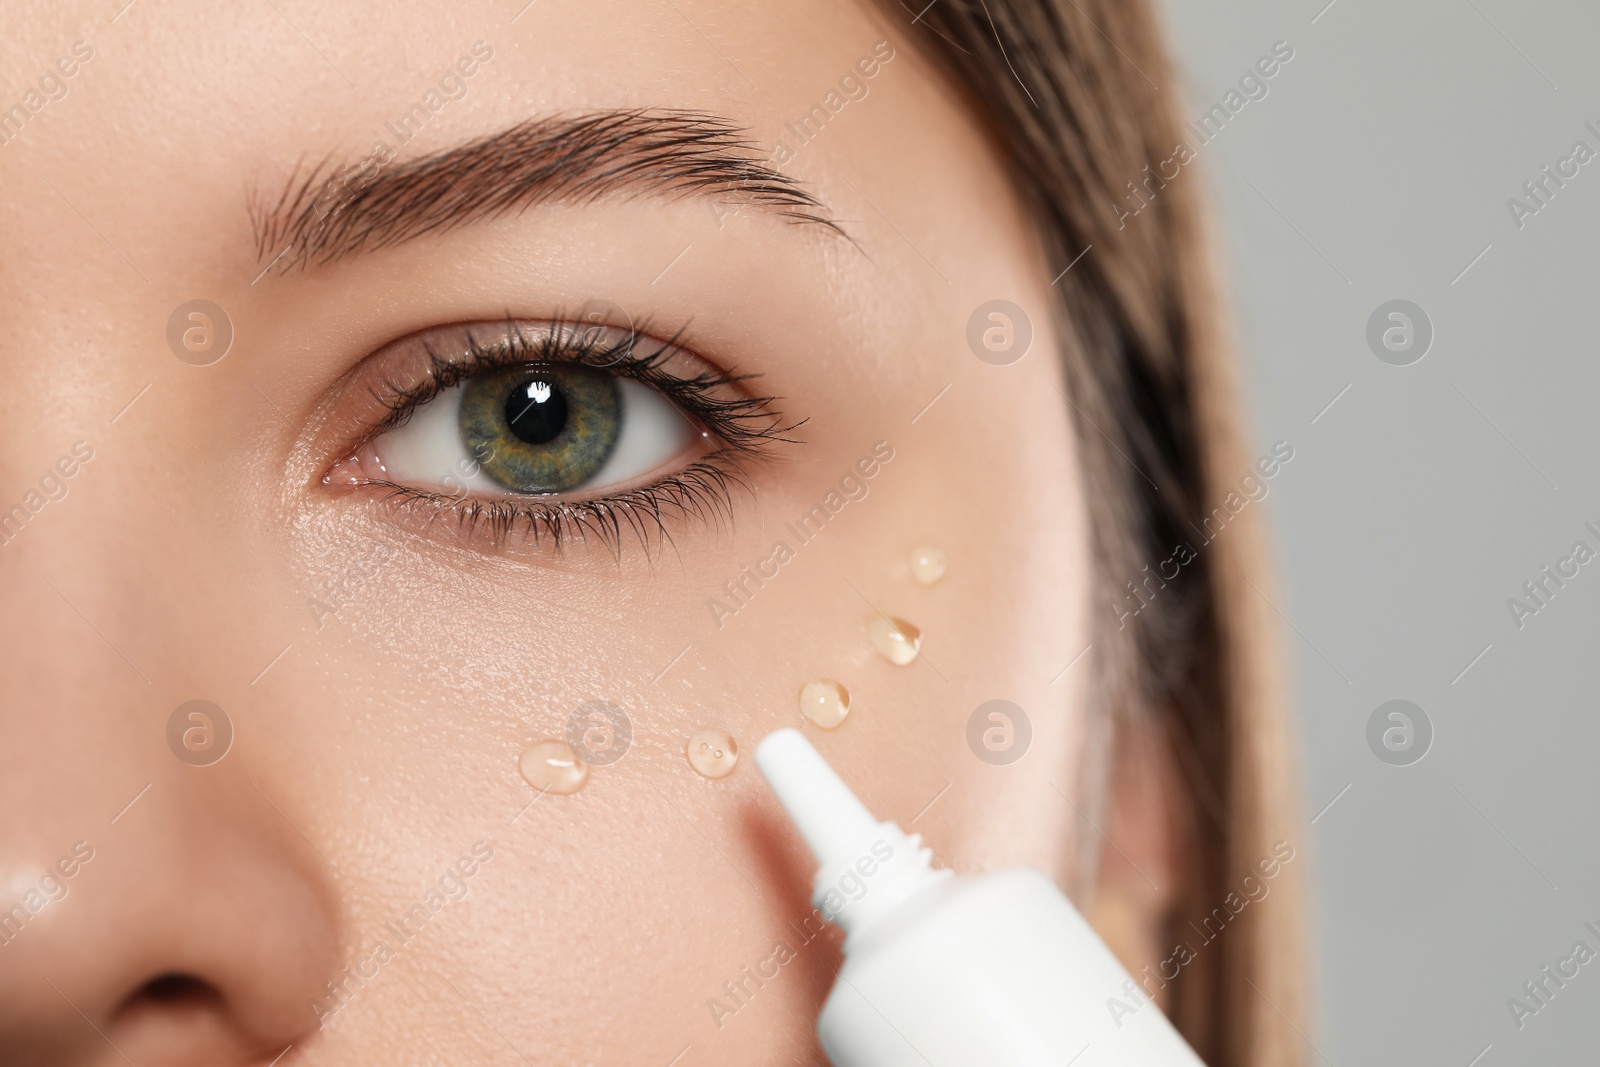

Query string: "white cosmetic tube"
[[756, 728, 1206, 1067]]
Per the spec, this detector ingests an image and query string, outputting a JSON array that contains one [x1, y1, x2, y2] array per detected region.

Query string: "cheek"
[[852, 366, 1089, 872]]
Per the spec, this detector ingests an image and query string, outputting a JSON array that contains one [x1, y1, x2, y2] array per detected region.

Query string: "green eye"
[[458, 363, 622, 493]]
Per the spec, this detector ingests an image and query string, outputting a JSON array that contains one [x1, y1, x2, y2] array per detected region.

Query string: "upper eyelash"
[[347, 316, 803, 554], [364, 315, 800, 454]]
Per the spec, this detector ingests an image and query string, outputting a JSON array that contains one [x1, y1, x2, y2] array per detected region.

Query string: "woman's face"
[[0, 1, 1108, 1062]]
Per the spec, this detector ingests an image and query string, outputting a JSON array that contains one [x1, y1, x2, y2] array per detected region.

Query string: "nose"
[[0, 749, 342, 1067], [0, 760, 341, 1066], [0, 354, 343, 1064]]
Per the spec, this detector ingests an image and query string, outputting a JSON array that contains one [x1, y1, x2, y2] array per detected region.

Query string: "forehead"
[[0, 1, 1037, 297], [2, 1, 899, 185]]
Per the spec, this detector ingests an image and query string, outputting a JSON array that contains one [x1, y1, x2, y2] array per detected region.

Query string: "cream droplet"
[[519, 739, 589, 795], [798, 679, 851, 729], [686, 728, 739, 779], [866, 615, 921, 666], [909, 544, 947, 585]]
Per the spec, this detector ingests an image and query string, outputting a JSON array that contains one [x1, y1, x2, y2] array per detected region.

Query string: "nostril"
[[78, 966, 322, 1066], [138, 974, 218, 1006], [108, 973, 249, 1060], [116, 973, 228, 1029]]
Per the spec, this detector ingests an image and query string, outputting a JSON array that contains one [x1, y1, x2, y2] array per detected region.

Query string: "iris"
[[458, 363, 621, 492]]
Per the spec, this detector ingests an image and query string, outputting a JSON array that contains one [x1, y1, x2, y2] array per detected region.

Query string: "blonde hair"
[[896, 2, 1307, 1062]]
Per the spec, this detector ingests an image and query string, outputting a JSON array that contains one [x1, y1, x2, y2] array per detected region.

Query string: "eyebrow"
[[251, 109, 845, 274]]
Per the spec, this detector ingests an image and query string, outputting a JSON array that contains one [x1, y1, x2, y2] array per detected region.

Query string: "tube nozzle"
[[754, 728, 879, 866]]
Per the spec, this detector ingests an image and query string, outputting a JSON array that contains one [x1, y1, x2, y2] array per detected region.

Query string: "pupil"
[[504, 377, 568, 445]]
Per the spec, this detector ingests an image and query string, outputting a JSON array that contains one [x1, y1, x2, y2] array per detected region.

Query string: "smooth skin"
[[0, 1, 1182, 1063]]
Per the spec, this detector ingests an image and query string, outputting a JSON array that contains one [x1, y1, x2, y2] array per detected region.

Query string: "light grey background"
[[1156, 1, 1600, 1064]]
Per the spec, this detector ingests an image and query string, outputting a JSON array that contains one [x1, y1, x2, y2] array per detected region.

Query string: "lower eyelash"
[[360, 452, 754, 556]]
